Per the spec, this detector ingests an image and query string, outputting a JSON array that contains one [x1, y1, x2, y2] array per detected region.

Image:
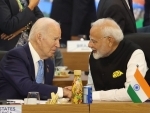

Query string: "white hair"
[[29, 17, 60, 40], [91, 18, 124, 42]]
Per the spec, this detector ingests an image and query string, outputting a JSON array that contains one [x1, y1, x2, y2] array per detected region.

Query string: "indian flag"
[[127, 68, 150, 103]]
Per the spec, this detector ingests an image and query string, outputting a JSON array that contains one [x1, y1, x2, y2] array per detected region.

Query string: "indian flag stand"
[[127, 66, 150, 103]]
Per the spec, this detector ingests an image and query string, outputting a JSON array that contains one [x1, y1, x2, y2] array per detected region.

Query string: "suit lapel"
[[8, 0, 20, 15], [23, 44, 35, 81], [128, 0, 134, 15], [121, 0, 135, 28], [44, 59, 54, 85], [23, 44, 54, 83]]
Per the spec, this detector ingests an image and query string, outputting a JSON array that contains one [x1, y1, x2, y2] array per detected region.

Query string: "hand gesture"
[[28, 0, 40, 10], [64, 86, 72, 91], [63, 88, 72, 99], [1, 27, 26, 40]]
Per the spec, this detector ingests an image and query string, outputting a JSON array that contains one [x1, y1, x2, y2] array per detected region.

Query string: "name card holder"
[[67, 40, 92, 52], [0, 105, 21, 113]]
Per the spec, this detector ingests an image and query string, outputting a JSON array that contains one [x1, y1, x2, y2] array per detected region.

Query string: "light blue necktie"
[[36, 60, 44, 83]]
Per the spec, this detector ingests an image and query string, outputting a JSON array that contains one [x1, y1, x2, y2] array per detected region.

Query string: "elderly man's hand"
[[63, 88, 72, 99], [64, 86, 72, 91]]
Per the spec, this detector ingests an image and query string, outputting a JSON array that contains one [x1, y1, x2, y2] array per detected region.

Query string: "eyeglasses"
[[89, 36, 110, 44]]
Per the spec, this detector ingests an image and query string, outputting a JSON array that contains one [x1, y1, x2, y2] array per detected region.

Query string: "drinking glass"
[[26, 92, 40, 105]]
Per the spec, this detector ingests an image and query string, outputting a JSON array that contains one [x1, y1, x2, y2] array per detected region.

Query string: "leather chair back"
[[125, 33, 150, 85]]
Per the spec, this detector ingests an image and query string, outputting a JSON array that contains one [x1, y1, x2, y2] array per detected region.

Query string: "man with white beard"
[[87, 18, 148, 101]]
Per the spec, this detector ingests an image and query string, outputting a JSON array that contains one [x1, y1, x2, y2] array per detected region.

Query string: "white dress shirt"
[[29, 42, 63, 98], [87, 49, 148, 101]]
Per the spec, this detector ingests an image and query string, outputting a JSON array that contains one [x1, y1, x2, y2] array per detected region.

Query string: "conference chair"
[[124, 33, 150, 85]]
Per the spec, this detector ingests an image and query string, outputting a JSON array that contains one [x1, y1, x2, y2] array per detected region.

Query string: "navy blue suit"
[[0, 44, 58, 100]]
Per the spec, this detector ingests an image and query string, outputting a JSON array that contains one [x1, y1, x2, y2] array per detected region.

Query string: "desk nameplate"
[[67, 41, 92, 52], [0, 105, 21, 113]]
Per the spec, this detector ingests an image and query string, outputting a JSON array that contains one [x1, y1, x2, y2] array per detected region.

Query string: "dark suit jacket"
[[50, 0, 96, 44], [0, 0, 43, 51], [0, 44, 58, 100], [143, 0, 150, 26], [97, 0, 137, 35]]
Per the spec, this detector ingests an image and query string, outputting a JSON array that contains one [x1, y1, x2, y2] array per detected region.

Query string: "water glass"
[[26, 92, 40, 105]]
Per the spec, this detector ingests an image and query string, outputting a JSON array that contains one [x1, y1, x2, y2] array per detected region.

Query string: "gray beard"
[[93, 51, 103, 59]]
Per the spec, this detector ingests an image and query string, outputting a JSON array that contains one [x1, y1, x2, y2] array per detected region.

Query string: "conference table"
[[22, 104, 89, 113], [21, 101, 150, 113], [90, 101, 150, 113]]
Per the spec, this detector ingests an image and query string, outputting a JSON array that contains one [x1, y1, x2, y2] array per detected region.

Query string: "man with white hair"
[[0, 17, 71, 100], [88, 18, 148, 101]]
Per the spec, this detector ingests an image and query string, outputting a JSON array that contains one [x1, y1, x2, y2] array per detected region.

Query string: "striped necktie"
[[36, 60, 44, 83]]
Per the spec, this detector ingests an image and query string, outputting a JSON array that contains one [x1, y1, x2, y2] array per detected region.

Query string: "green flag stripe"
[[127, 85, 142, 103]]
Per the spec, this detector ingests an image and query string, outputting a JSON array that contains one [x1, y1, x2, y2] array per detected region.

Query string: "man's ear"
[[107, 36, 114, 47], [36, 33, 42, 44]]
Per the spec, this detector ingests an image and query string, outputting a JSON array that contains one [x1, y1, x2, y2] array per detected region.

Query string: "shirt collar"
[[29, 42, 41, 64]]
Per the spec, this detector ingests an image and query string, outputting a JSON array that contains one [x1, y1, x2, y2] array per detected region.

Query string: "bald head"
[[91, 18, 124, 42], [29, 17, 60, 40]]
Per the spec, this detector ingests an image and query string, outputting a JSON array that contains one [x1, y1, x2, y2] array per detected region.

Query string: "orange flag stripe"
[[134, 68, 150, 98]]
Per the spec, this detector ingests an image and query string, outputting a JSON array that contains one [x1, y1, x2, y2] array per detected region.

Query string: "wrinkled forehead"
[[90, 26, 103, 40], [49, 23, 60, 30], [48, 25, 61, 38]]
